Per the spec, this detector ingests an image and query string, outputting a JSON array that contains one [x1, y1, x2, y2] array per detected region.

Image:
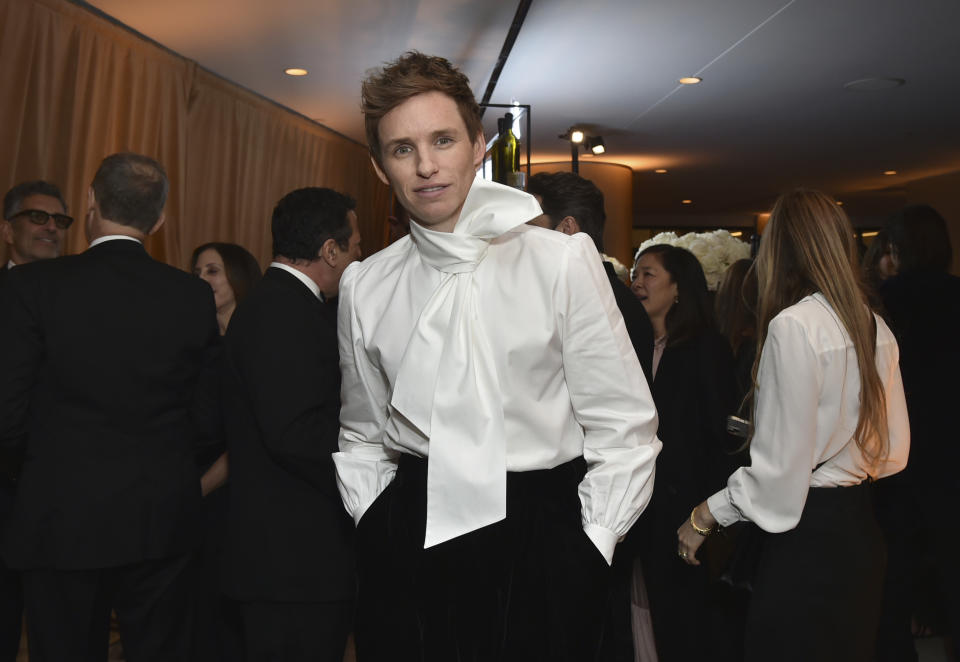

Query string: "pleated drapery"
[[0, 0, 391, 269]]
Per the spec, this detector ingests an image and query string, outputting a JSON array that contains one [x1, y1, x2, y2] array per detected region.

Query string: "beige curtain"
[[0, 0, 390, 269]]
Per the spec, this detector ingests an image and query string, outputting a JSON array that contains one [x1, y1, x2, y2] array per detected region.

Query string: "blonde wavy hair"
[[752, 189, 888, 468]]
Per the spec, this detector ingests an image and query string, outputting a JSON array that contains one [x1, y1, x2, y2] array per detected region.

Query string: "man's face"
[[372, 91, 485, 234], [1, 194, 67, 263]]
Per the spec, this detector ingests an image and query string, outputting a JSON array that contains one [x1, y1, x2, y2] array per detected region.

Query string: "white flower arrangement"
[[632, 229, 751, 291], [601, 254, 630, 283]]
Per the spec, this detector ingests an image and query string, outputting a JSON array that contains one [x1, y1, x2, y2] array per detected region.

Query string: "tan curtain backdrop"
[[0, 0, 390, 270]]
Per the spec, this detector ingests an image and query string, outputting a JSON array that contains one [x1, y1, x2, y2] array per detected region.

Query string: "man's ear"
[[320, 237, 339, 266], [0, 220, 12, 245], [370, 156, 391, 187], [472, 131, 485, 169], [148, 213, 166, 236], [556, 216, 581, 236]]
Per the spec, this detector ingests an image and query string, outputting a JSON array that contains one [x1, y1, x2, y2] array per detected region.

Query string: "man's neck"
[[273, 256, 336, 299]]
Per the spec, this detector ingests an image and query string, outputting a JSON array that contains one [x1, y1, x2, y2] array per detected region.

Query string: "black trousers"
[[240, 600, 353, 662], [745, 483, 885, 662], [874, 483, 960, 662], [21, 553, 194, 662], [0, 555, 21, 662], [0, 483, 21, 662], [355, 454, 611, 662]]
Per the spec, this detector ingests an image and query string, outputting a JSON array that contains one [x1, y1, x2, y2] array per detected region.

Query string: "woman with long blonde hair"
[[677, 189, 910, 661]]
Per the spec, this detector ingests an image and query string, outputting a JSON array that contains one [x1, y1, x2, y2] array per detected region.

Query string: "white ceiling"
[[88, 0, 960, 222]]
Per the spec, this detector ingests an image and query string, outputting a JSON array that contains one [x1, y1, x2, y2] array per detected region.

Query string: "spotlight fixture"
[[570, 129, 584, 144], [284, 68, 309, 76], [678, 76, 702, 85], [585, 136, 605, 155]]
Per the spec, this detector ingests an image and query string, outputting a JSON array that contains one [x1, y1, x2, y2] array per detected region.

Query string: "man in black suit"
[[0, 153, 221, 662], [0, 179, 74, 662], [220, 187, 360, 661], [527, 171, 654, 383]]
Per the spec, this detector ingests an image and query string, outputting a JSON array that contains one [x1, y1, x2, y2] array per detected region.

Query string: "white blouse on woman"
[[707, 293, 910, 533]]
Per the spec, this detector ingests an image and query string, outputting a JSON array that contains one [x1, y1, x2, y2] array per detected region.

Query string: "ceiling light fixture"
[[682, 199, 692, 205], [586, 136, 606, 155], [284, 68, 309, 76], [730, 231, 743, 237], [655, 169, 668, 174], [570, 129, 584, 144], [861, 231, 879, 238], [883, 170, 897, 176], [836, 201, 843, 206], [678, 76, 702, 85]]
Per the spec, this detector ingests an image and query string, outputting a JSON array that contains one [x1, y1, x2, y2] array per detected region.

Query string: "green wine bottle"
[[491, 113, 520, 187]]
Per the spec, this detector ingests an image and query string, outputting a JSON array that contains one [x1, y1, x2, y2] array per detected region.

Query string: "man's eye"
[[436, 137, 453, 146], [394, 145, 412, 156]]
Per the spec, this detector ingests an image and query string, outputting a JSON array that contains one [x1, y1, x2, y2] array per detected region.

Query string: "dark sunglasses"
[[8, 209, 74, 230]]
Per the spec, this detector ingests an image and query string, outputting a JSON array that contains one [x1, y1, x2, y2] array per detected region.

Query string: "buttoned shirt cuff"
[[584, 523, 617, 566], [706, 489, 744, 528]]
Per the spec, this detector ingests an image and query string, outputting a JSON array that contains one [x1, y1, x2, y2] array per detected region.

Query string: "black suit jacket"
[[220, 267, 355, 603], [635, 330, 738, 556], [880, 271, 960, 486], [0, 239, 221, 570], [603, 261, 654, 385]]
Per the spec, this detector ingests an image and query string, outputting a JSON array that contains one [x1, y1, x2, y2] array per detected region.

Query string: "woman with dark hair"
[[677, 189, 910, 662], [874, 204, 960, 661], [189, 242, 261, 662], [191, 242, 262, 336], [630, 244, 738, 660]]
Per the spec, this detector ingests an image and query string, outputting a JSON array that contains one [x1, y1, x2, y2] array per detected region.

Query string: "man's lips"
[[414, 184, 449, 196]]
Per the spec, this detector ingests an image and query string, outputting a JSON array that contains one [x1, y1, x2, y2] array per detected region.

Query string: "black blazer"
[[220, 267, 355, 603], [604, 261, 654, 385], [641, 330, 738, 549], [0, 239, 221, 570], [880, 271, 960, 486]]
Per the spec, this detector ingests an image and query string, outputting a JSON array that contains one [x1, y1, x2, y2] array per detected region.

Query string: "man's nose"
[[416, 151, 438, 178]]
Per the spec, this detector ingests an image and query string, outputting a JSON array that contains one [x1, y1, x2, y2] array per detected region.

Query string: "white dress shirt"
[[707, 293, 910, 532], [88, 235, 142, 249], [333, 189, 661, 564]]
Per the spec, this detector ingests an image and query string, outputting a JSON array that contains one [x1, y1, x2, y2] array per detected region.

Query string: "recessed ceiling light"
[[843, 77, 905, 92], [836, 201, 844, 206], [284, 68, 308, 76], [730, 231, 743, 237], [678, 77, 702, 85], [682, 199, 692, 205], [883, 170, 897, 176], [861, 231, 879, 238], [655, 169, 668, 174]]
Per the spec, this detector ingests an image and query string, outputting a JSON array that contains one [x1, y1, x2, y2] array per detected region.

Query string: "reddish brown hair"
[[362, 51, 483, 165]]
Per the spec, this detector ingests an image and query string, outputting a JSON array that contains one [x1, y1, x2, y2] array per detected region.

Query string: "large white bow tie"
[[390, 176, 542, 547]]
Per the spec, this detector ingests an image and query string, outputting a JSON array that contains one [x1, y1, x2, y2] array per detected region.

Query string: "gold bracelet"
[[690, 507, 715, 537]]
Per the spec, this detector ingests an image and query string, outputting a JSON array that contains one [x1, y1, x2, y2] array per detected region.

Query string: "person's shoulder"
[[767, 295, 827, 347], [499, 224, 597, 266], [341, 236, 412, 292]]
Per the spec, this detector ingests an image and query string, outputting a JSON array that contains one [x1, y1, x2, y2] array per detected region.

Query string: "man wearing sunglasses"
[[1, 181, 72, 279], [0, 179, 70, 662]]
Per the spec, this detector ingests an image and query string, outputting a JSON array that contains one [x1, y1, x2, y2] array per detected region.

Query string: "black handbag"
[[717, 521, 766, 592]]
